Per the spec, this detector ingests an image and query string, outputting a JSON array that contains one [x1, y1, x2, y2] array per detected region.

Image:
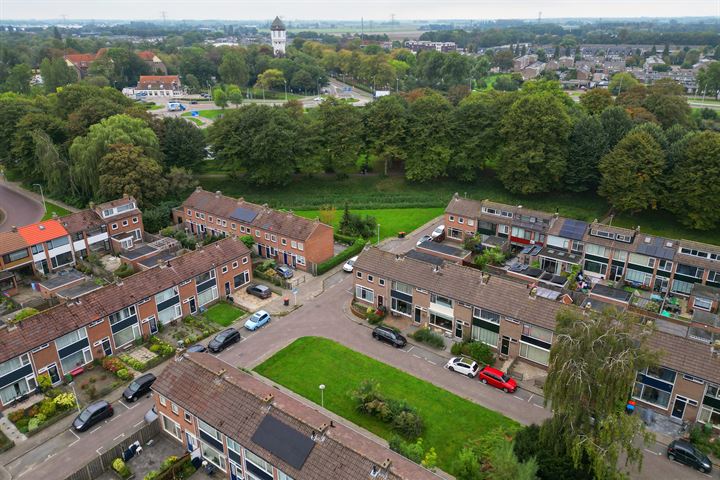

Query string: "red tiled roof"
[[138, 75, 179, 83], [0, 232, 29, 256], [17, 220, 68, 245], [63, 53, 97, 64], [137, 51, 156, 61]]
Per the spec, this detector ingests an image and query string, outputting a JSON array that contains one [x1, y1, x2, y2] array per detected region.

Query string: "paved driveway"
[[0, 182, 43, 232]]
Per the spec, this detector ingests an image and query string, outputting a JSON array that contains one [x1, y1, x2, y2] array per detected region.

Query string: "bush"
[[102, 356, 124, 373], [333, 232, 357, 245], [120, 354, 146, 371], [15, 418, 29, 432], [389, 435, 425, 463], [53, 393, 77, 410], [7, 410, 25, 423], [112, 458, 132, 479], [256, 259, 276, 273], [464, 341, 495, 365], [38, 399, 57, 418], [11, 307, 39, 323], [239, 235, 255, 249], [317, 238, 367, 275], [45, 388, 63, 399], [116, 368, 133, 381], [339, 204, 377, 238], [114, 263, 134, 278], [410, 328, 445, 350], [28, 417, 41, 431], [160, 455, 179, 470], [350, 380, 424, 439], [37, 373, 52, 391]]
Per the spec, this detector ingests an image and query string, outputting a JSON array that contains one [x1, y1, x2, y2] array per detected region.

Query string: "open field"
[[182, 110, 225, 120], [254, 337, 519, 474]]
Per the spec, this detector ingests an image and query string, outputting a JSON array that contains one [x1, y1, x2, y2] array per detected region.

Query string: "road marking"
[[134, 420, 144, 428], [96, 447, 104, 455], [113, 433, 126, 441], [513, 395, 524, 401], [404, 346, 414, 354], [426, 360, 437, 366], [644, 448, 661, 456], [68, 439, 79, 448], [532, 403, 544, 408], [90, 426, 102, 434], [119, 400, 135, 410], [412, 354, 422, 359], [69, 428, 80, 439], [527, 394, 534, 403]]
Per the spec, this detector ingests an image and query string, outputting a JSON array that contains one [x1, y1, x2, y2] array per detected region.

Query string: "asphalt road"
[[0, 182, 43, 232]]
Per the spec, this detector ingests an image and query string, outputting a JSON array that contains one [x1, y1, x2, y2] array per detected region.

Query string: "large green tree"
[[666, 131, 720, 230], [160, 117, 206, 170], [10, 113, 68, 180], [579, 88, 613, 115], [312, 98, 363, 175], [599, 106, 633, 150], [98, 143, 167, 205], [565, 115, 607, 192], [608, 72, 638, 95], [404, 92, 453, 182], [598, 130, 666, 213], [697, 62, 720, 93], [69, 114, 160, 201], [364, 95, 408, 175], [3, 63, 32, 94], [498, 92, 572, 194], [218, 48, 250, 86], [39, 57, 77, 93], [544, 307, 657, 480]]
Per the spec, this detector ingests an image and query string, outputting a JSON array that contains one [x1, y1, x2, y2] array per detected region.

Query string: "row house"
[[404, 40, 457, 53], [0, 238, 251, 408], [352, 247, 720, 426], [153, 352, 440, 480], [173, 188, 334, 273], [0, 196, 144, 290], [133, 75, 183, 97]]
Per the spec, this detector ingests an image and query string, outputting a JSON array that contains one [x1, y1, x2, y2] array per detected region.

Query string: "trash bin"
[[284, 297, 290, 306], [398, 231, 406, 238]]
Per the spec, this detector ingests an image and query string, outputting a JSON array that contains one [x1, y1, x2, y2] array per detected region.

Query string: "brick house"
[[0, 238, 251, 408], [137, 51, 167, 75], [173, 188, 334, 273], [63, 53, 100, 79], [152, 352, 440, 480], [352, 246, 720, 426], [134, 75, 183, 97]]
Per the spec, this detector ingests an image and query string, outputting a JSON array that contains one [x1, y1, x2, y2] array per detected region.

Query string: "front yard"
[[204, 302, 247, 327], [254, 336, 518, 474]]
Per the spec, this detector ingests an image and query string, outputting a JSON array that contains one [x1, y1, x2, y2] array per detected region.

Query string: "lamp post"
[[33, 183, 46, 213], [396, 77, 399, 92], [69, 381, 82, 413], [283, 79, 288, 102], [319, 384, 325, 408], [377, 224, 381, 246]]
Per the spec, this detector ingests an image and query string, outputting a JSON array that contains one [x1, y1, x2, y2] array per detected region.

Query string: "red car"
[[478, 366, 517, 393]]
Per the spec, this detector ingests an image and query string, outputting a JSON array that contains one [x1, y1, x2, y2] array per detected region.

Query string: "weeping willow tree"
[[542, 307, 658, 480], [33, 131, 77, 200]]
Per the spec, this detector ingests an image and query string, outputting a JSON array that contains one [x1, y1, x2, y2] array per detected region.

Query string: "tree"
[[696, 62, 720, 94], [565, 116, 607, 192], [3, 63, 32, 94], [11, 113, 68, 180], [218, 49, 249, 86], [364, 95, 408, 176], [493, 49, 515, 71], [255, 68, 285, 91], [515, 424, 593, 480], [579, 88, 612, 115], [599, 106, 633, 150], [643, 83, 691, 129], [452, 447, 482, 480], [608, 72, 638, 95], [160, 117, 206, 170], [98, 144, 167, 206], [312, 98, 363, 175], [498, 92, 572, 194], [404, 93, 453, 182], [487, 441, 539, 480], [666, 131, 720, 230], [543, 307, 657, 480], [166, 166, 197, 192], [226, 85, 243, 107], [213, 87, 228, 109], [69, 114, 160, 202], [39, 57, 77, 93], [598, 130, 666, 213], [290, 69, 315, 94]]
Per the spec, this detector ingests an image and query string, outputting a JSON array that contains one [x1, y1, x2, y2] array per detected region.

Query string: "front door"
[[47, 364, 60, 384], [378, 296, 384, 308], [224, 282, 231, 296], [101, 337, 113, 356], [654, 276, 669, 293], [501, 336, 510, 356], [455, 322, 463, 339], [186, 432, 197, 453], [671, 396, 688, 420], [188, 297, 197, 315], [283, 251, 289, 264], [414, 306, 422, 324]]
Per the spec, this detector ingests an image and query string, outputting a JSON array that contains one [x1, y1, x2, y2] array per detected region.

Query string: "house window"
[[187, 209, 192, 216], [429, 311, 453, 331], [379, 279, 385, 286], [296, 255, 305, 266], [242, 257, 248, 264], [208, 216, 213, 222], [171, 402, 179, 415], [162, 414, 182, 441], [355, 286, 374, 303], [586, 244, 608, 258], [111, 223, 118, 230], [255, 230, 260, 237], [473, 308, 500, 324], [245, 449, 273, 476], [132, 217, 138, 224], [449, 215, 455, 222], [430, 293, 453, 309], [356, 271, 362, 279], [271, 235, 276, 242], [200, 441, 226, 472], [298, 243, 304, 251], [231, 223, 236, 230], [122, 220, 128, 227], [391, 281, 413, 295], [222, 266, 228, 274], [633, 366, 676, 409], [458, 217, 464, 224], [693, 297, 713, 312], [184, 412, 192, 423], [281, 239, 287, 246], [264, 233, 270, 240], [467, 219, 474, 226], [232, 261, 238, 269], [519, 342, 550, 366], [391, 297, 412, 316], [367, 275, 374, 283], [159, 395, 166, 406], [291, 241, 297, 248]]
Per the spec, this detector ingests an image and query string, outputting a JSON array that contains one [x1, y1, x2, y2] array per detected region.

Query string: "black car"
[[667, 439, 712, 473], [372, 326, 407, 348], [246, 283, 271, 299], [73, 400, 113, 432], [187, 344, 207, 353], [122, 373, 156, 402], [208, 328, 241, 352]]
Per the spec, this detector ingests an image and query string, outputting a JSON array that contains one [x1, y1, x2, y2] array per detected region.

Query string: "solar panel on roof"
[[251, 415, 315, 470], [230, 207, 258, 223], [558, 219, 588, 241]]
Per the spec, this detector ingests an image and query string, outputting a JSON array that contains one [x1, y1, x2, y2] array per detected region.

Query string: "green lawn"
[[255, 337, 518, 474], [185, 117, 203, 126], [182, 110, 225, 120], [41, 201, 72, 221], [204, 303, 246, 327], [296, 207, 444, 240]]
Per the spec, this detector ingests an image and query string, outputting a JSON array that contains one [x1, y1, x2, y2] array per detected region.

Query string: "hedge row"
[[333, 232, 358, 245], [316, 238, 367, 275]]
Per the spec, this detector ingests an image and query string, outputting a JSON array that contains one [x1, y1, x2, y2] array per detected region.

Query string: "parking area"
[[231, 288, 277, 311]]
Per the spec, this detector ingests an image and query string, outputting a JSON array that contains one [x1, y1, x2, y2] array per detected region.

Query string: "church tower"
[[270, 16, 286, 57]]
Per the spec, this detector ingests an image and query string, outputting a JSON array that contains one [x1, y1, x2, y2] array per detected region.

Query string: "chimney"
[[157, 259, 165, 268], [215, 190, 221, 197], [432, 265, 440, 273], [11, 226, 17, 232], [195, 186, 203, 192]]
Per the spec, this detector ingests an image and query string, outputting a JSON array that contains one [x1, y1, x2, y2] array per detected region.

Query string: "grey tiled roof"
[[153, 353, 440, 480]]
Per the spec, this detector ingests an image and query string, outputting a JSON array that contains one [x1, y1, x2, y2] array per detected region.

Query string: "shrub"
[[389, 435, 425, 463], [11, 307, 39, 323], [120, 354, 146, 371], [102, 356, 124, 373], [112, 458, 131, 479], [15, 418, 29, 432], [38, 399, 57, 418], [239, 235, 255, 249], [144, 472, 159, 480], [160, 455, 179, 470], [45, 388, 63, 399], [26, 405, 39, 418], [37, 373, 52, 391], [350, 380, 424, 439], [333, 232, 357, 245], [53, 393, 77, 410], [116, 368, 133, 381], [392, 410, 424, 439], [317, 238, 367, 275], [8, 410, 25, 423], [464, 341, 494, 366], [28, 418, 41, 431], [114, 263, 134, 278], [160, 226, 176, 237], [410, 328, 445, 350]]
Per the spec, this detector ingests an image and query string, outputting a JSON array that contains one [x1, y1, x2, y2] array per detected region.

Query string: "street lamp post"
[[319, 384, 325, 408], [69, 381, 82, 413], [33, 183, 46, 213], [377, 224, 381, 246], [396, 77, 399, 92], [283, 80, 288, 102]]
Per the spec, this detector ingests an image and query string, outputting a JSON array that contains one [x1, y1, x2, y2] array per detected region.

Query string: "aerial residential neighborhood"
[[1, 3, 720, 480]]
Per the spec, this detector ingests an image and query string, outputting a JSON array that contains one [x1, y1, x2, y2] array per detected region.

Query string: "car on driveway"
[[478, 366, 517, 393], [208, 328, 241, 352], [73, 400, 113, 432], [245, 310, 271, 331], [187, 344, 207, 353], [372, 326, 407, 348], [416, 235, 432, 246], [446, 357, 479, 378], [123, 373, 156, 402], [246, 283, 272, 299], [343, 256, 359, 272], [667, 439, 712, 473], [431, 225, 445, 240], [275, 265, 294, 279]]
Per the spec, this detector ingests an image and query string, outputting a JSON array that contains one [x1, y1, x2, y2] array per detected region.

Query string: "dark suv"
[[73, 400, 114, 431], [123, 373, 156, 402], [208, 328, 241, 352], [667, 439, 712, 473], [372, 326, 407, 348]]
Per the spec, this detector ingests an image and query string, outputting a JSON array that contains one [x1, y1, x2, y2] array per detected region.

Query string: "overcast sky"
[[2, 0, 719, 21]]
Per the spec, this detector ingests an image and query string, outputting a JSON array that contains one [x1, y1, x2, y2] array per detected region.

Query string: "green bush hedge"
[[316, 238, 367, 275], [351, 380, 424, 439], [333, 232, 358, 245], [450, 341, 495, 365], [410, 328, 446, 350]]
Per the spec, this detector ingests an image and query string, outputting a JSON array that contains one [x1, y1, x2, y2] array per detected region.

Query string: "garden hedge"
[[316, 238, 367, 275]]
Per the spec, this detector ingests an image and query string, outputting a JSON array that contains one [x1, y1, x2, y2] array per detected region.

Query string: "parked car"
[[343, 256, 359, 272], [275, 265, 294, 279], [190, 100, 198, 104], [416, 235, 432, 247], [371, 326, 407, 348], [122, 373, 157, 402], [186, 344, 207, 353], [245, 310, 271, 331], [446, 357, 479, 378], [73, 400, 114, 431], [478, 366, 517, 393], [208, 328, 241, 352], [246, 283, 271, 299], [667, 439, 712, 473], [431, 225, 445, 240]]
